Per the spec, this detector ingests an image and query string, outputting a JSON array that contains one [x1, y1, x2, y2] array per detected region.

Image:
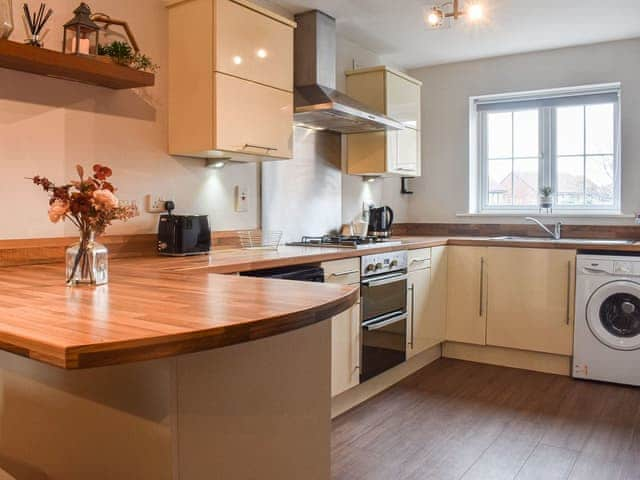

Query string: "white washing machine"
[[574, 254, 640, 386]]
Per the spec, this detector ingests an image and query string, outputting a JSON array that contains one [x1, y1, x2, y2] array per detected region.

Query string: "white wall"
[[408, 38, 640, 224], [0, 0, 260, 240]]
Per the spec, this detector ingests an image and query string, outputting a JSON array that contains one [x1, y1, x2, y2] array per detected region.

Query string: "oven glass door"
[[361, 273, 407, 321], [361, 311, 407, 381], [360, 272, 408, 382]]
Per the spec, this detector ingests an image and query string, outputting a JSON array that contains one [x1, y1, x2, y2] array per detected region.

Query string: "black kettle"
[[368, 206, 394, 238]]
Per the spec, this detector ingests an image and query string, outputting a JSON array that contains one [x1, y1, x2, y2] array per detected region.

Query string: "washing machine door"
[[586, 280, 640, 351]]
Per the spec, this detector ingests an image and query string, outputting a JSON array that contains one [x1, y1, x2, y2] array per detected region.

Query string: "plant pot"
[[540, 196, 553, 209]]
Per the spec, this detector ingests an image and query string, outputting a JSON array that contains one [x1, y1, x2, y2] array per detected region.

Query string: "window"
[[471, 84, 621, 214]]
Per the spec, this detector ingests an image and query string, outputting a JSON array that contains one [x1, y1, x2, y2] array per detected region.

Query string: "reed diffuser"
[[23, 2, 52, 47]]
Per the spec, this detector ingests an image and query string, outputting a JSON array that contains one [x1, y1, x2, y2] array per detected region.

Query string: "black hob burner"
[[288, 235, 402, 250]]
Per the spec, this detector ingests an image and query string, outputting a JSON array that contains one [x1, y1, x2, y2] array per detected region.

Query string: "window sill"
[[458, 212, 634, 219]]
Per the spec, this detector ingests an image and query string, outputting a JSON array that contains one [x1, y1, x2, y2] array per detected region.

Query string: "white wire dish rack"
[[239, 230, 283, 250]]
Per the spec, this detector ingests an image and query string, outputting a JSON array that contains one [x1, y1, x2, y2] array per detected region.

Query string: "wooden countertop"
[[1, 234, 637, 370], [0, 261, 358, 369]]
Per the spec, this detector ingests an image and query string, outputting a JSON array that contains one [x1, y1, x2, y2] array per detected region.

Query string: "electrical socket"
[[145, 194, 168, 214]]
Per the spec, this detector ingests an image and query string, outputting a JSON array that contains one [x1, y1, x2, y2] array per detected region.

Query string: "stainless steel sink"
[[490, 236, 636, 245]]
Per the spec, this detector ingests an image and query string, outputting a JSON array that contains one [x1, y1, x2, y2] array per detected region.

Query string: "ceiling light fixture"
[[425, 0, 484, 28]]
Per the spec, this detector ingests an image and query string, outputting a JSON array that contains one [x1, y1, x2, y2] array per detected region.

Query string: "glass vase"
[[65, 232, 109, 286], [0, 0, 14, 40]]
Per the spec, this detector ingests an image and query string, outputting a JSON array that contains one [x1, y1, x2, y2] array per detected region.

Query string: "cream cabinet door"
[[407, 247, 447, 358], [386, 71, 421, 129], [426, 246, 447, 345], [389, 128, 420, 177], [214, 73, 293, 159], [214, 0, 293, 92], [331, 303, 360, 397], [486, 247, 575, 356], [407, 267, 430, 358], [446, 246, 488, 345]]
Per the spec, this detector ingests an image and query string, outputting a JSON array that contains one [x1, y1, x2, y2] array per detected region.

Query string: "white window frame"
[[469, 84, 622, 215]]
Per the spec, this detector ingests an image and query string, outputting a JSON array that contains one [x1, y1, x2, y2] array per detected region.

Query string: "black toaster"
[[157, 215, 211, 256]]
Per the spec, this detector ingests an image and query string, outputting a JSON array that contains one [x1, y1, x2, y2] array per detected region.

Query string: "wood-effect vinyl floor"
[[332, 359, 640, 480]]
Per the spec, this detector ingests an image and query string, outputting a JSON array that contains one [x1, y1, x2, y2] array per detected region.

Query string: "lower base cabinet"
[[331, 303, 361, 397], [323, 258, 361, 397], [486, 247, 576, 356], [407, 246, 448, 357]]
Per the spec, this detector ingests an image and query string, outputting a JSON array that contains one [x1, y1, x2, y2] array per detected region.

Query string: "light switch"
[[235, 185, 249, 212]]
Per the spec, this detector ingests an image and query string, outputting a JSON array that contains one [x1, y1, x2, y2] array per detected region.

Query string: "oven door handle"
[[362, 312, 408, 331], [362, 273, 408, 288]]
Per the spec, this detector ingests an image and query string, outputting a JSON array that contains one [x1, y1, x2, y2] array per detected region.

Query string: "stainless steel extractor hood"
[[294, 10, 404, 134]]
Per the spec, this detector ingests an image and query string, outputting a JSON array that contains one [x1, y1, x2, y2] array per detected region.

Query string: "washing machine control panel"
[[577, 255, 640, 276]]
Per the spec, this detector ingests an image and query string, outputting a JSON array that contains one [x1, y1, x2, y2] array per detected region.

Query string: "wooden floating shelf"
[[0, 39, 155, 89]]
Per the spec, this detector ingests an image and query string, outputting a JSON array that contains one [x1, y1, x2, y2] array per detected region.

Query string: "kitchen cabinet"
[[446, 246, 487, 345], [345, 66, 422, 177], [166, 0, 295, 161], [323, 258, 361, 397], [486, 247, 576, 356], [407, 247, 447, 358]]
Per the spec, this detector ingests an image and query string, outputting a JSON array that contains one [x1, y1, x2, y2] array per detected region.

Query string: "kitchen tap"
[[524, 217, 562, 240]]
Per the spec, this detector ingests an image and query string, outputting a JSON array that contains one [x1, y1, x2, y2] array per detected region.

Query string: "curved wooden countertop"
[[0, 260, 359, 369]]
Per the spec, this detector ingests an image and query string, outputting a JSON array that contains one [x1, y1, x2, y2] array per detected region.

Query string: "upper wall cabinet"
[[345, 66, 422, 177], [166, 0, 296, 161]]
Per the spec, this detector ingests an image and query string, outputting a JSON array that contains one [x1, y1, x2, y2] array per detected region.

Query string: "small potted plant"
[[540, 186, 553, 210], [29, 164, 137, 286]]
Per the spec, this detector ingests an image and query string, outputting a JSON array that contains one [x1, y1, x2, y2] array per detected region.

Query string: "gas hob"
[[287, 235, 403, 250]]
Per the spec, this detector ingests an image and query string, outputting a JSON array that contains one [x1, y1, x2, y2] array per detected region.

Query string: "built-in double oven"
[[360, 250, 409, 382]]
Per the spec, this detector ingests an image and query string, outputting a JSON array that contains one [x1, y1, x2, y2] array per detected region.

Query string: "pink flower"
[[93, 189, 119, 211], [48, 199, 69, 223]]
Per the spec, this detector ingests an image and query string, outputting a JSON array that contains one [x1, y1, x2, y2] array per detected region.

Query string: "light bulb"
[[426, 7, 443, 27], [232, 55, 243, 65], [467, 3, 484, 21], [256, 48, 268, 58]]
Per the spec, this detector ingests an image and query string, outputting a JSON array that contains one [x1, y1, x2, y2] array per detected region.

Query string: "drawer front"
[[215, 0, 293, 92], [214, 73, 294, 159], [408, 248, 431, 272], [323, 258, 360, 285]]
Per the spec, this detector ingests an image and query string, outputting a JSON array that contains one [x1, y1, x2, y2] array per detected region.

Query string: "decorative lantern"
[[63, 3, 99, 55]]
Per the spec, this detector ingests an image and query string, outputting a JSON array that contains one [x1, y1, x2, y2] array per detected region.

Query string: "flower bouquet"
[[30, 164, 137, 285]]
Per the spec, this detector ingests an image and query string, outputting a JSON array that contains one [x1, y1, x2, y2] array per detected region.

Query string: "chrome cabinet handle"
[[410, 258, 429, 264], [479, 257, 485, 317], [329, 269, 359, 278], [566, 260, 572, 325], [243, 143, 277, 153], [409, 284, 415, 348]]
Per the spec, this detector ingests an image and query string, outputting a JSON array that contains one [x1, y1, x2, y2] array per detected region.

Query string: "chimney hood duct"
[[294, 10, 404, 134]]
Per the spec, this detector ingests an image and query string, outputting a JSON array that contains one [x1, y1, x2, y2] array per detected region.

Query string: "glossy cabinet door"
[[345, 66, 422, 176], [446, 246, 488, 345], [390, 128, 420, 177], [214, 73, 293, 159], [407, 247, 447, 358], [407, 266, 430, 358], [214, 0, 293, 92], [331, 303, 361, 397], [166, 0, 295, 160], [486, 247, 576, 355], [386, 70, 421, 129], [323, 258, 361, 397], [426, 246, 447, 346]]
